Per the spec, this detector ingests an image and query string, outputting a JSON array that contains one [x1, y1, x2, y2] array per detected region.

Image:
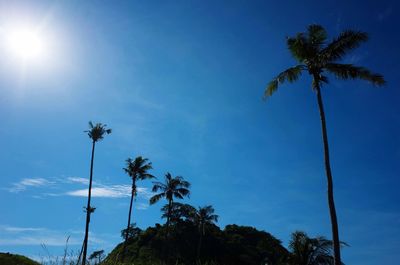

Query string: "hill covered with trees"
[[104, 221, 289, 265], [0, 252, 40, 265]]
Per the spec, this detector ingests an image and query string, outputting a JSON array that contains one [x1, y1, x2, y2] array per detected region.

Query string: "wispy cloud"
[[0, 225, 104, 246], [65, 185, 152, 199], [66, 177, 89, 185], [1, 225, 46, 233], [7, 176, 152, 202], [66, 185, 130, 198], [8, 178, 53, 193]]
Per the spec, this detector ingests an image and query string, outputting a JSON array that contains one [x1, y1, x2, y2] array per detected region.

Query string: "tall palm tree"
[[191, 205, 218, 260], [121, 156, 154, 261], [150, 173, 190, 237], [265, 25, 385, 265], [288, 231, 345, 265], [82, 121, 111, 265]]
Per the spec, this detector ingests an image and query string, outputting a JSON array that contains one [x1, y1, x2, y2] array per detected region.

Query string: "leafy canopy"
[[85, 121, 112, 142], [265, 24, 385, 98]]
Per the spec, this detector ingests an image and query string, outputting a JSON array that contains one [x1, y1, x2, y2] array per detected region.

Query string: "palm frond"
[[265, 65, 304, 99], [325, 63, 385, 86], [307, 24, 327, 50], [151, 182, 165, 192], [322, 30, 368, 61], [287, 34, 314, 63], [149, 193, 164, 205]]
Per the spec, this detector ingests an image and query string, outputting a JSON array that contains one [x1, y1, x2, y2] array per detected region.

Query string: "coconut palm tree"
[[288, 231, 345, 265], [265, 25, 385, 265], [121, 156, 154, 261], [82, 121, 111, 265], [160, 202, 196, 224], [191, 205, 219, 260], [150, 173, 190, 237]]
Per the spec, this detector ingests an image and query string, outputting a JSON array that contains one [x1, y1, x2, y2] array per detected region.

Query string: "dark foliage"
[[104, 222, 289, 265], [0, 252, 40, 265]]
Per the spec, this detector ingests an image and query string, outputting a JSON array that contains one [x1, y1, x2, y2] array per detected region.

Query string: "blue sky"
[[0, 0, 399, 264]]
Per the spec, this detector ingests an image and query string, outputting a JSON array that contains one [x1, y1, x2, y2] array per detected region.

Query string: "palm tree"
[[160, 202, 196, 224], [265, 25, 385, 265], [82, 121, 111, 265], [191, 205, 219, 260], [288, 231, 345, 265], [150, 173, 191, 237], [121, 156, 154, 261]]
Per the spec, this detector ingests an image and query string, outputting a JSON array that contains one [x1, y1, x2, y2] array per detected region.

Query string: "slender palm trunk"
[[315, 84, 341, 265], [121, 182, 136, 262], [82, 140, 96, 265]]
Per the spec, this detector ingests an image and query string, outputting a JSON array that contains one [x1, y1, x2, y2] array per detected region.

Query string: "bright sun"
[[6, 28, 46, 60]]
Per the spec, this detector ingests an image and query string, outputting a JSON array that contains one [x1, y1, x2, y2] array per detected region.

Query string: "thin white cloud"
[[66, 185, 130, 198], [66, 176, 89, 185], [0, 225, 105, 246], [65, 184, 151, 200], [8, 178, 53, 193], [1, 225, 46, 233], [7, 176, 152, 202]]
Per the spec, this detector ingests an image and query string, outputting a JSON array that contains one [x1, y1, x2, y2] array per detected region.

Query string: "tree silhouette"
[[161, 202, 196, 224], [150, 173, 190, 237], [190, 205, 219, 260], [150, 173, 190, 236], [288, 231, 345, 265], [89, 250, 104, 265], [265, 25, 385, 265], [81, 121, 111, 265], [121, 156, 154, 261]]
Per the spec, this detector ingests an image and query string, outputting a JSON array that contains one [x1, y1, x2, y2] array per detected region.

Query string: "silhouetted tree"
[[89, 250, 104, 265], [161, 202, 196, 224], [121, 156, 154, 261], [82, 122, 111, 265], [150, 173, 190, 237], [288, 231, 345, 265], [191, 205, 219, 260], [121, 223, 142, 241], [265, 25, 385, 265]]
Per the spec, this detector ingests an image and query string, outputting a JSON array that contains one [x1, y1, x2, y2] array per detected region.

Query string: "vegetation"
[[121, 156, 155, 261], [0, 252, 40, 265], [81, 122, 112, 265], [103, 222, 289, 265], [288, 231, 343, 265], [150, 173, 191, 238], [265, 24, 385, 265], [191, 205, 219, 260]]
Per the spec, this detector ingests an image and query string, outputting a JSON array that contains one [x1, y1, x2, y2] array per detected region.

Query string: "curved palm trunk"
[[82, 140, 96, 265], [315, 84, 341, 265], [121, 183, 136, 262]]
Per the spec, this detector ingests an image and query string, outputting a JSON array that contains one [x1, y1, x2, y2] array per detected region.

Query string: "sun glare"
[[6, 28, 46, 60]]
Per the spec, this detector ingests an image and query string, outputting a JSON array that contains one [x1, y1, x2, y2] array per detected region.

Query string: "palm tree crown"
[[150, 173, 190, 205], [85, 121, 112, 143], [191, 205, 219, 235], [124, 156, 155, 190], [289, 231, 343, 265], [265, 24, 385, 98]]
